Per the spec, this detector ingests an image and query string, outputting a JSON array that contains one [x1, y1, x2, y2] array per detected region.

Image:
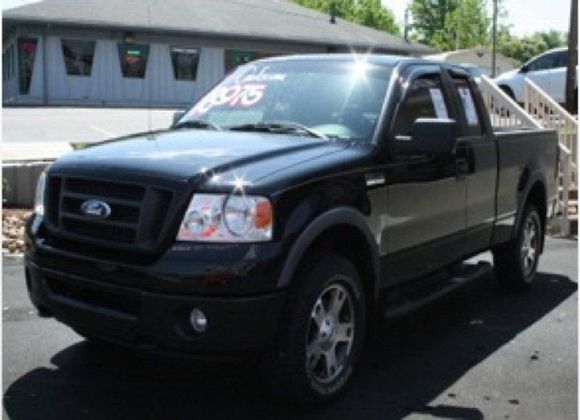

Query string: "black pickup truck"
[[25, 54, 558, 403]]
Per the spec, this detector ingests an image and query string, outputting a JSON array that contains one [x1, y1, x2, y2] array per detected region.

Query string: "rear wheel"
[[262, 253, 366, 404], [493, 204, 542, 290]]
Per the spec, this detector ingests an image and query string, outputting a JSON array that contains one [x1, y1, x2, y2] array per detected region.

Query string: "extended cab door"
[[383, 66, 467, 283], [446, 69, 498, 255]]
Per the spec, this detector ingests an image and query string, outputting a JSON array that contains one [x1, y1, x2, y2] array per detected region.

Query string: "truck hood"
[[52, 129, 348, 186]]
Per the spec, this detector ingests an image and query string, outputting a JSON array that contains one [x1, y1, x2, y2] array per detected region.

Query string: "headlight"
[[176, 194, 273, 242], [34, 171, 47, 217]]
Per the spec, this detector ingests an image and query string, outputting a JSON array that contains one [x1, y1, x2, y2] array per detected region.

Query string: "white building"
[[2, 0, 433, 107]]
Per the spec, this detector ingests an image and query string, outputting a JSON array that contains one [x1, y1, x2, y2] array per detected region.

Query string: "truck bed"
[[494, 128, 559, 241]]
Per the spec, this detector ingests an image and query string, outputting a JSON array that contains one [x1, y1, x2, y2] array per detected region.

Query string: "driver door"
[[384, 66, 467, 283]]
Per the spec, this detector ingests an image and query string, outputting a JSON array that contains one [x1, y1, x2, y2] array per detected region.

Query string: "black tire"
[[493, 204, 542, 290], [262, 252, 366, 404], [74, 328, 117, 349]]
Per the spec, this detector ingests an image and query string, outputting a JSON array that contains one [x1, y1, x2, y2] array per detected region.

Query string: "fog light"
[[190, 308, 207, 333]]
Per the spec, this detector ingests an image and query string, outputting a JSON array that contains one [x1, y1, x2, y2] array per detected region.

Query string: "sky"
[[2, 0, 38, 10], [2, 0, 572, 37], [384, 0, 571, 37]]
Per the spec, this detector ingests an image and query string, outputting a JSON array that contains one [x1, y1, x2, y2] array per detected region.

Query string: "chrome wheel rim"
[[306, 283, 355, 383], [521, 216, 539, 277]]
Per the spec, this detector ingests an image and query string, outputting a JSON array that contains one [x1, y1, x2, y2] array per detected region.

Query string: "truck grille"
[[45, 175, 180, 254]]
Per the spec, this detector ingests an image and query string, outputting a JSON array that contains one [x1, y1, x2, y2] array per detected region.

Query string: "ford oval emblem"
[[80, 199, 111, 220]]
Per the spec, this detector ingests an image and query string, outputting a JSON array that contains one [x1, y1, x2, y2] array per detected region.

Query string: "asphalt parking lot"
[[2, 237, 577, 419], [2, 107, 176, 160]]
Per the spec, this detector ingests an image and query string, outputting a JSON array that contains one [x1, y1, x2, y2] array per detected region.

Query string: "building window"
[[18, 37, 37, 95], [224, 50, 277, 74], [225, 50, 255, 74], [170, 47, 200, 81], [62, 39, 96, 76], [2, 45, 12, 82], [7, 45, 13, 79], [117, 43, 149, 78], [3, 52, 7, 83], [12, 45, 16, 77]]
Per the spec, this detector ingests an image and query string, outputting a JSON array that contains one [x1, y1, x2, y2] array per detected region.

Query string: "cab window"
[[554, 50, 569, 68], [452, 77, 483, 136], [392, 74, 449, 136]]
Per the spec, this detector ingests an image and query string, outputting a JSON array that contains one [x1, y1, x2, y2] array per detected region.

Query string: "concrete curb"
[[2, 254, 25, 264], [3, 160, 53, 208]]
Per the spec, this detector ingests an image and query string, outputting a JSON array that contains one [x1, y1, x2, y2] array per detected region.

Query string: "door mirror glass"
[[393, 118, 457, 157]]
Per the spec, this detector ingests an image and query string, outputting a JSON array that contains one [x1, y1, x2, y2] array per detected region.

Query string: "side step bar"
[[383, 261, 492, 320]]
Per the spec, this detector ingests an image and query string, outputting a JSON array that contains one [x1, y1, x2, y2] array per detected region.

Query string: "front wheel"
[[493, 204, 542, 290], [262, 253, 366, 404]]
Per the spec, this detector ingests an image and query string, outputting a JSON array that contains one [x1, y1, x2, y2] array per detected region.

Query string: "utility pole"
[[491, 0, 498, 77], [404, 6, 410, 41], [566, 0, 578, 113], [456, 0, 462, 50], [329, 0, 337, 24]]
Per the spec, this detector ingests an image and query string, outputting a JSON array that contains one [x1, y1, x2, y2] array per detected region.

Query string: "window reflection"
[[62, 39, 96, 76], [117, 43, 149, 78], [18, 38, 37, 94]]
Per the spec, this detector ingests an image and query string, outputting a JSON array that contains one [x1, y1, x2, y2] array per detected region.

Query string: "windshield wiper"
[[172, 119, 222, 131], [228, 121, 328, 140]]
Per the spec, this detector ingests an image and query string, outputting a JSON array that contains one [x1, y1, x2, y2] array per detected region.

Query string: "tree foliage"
[[295, 0, 567, 64], [293, 0, 400, 35], [498, 29, 567, 63], [409, 0, 489, 51], [409, 0, 567, 63]]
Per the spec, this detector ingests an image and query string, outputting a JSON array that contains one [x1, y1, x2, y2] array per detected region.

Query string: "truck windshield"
[[179, 59, 393, 141]]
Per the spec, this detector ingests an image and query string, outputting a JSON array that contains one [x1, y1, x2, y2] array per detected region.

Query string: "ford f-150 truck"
[[25, 54, 558, 403]]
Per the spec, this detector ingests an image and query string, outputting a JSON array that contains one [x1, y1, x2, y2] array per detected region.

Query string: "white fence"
[[479, 76, 577, 236], [479, 76, 542, 130], [524, 79, 577, 236]]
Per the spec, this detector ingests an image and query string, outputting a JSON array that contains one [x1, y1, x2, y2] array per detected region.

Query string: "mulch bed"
[[2, 208, 32, 255]]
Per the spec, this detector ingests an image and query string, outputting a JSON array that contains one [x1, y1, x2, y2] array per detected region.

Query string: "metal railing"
[[523, 78, 577, 236], [559, 144, 573, 236], [523, 78, 578, 185], [479, 76, 577, 236], [479, 76, 542, 130]]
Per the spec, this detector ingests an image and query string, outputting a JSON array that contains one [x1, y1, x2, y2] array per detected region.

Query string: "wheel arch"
[[498, 84, 515, 100], [516, 176, 548, 252], [278, 207, 380, 308]]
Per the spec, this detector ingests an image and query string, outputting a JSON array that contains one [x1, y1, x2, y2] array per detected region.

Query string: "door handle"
[[455, 157, 468, 179]]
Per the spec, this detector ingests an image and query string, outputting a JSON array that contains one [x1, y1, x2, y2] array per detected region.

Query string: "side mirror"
[[519, 65, 529, 74], [172, 110, 185, 127], [393, 118, 457, 157]]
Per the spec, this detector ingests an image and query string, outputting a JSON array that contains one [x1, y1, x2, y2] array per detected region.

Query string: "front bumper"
[[25, 259, 286, 355], [24, 216, 289, 356]]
